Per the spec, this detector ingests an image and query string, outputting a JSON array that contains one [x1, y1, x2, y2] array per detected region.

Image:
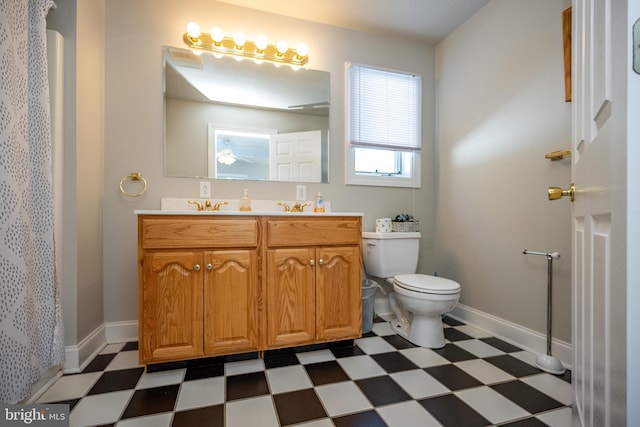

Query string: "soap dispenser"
[[314, 192, 325, 213], [239, 189, 252, 211]]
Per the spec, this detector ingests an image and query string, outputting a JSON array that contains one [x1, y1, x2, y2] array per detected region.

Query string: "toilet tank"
[[362, 232, 421, 278]]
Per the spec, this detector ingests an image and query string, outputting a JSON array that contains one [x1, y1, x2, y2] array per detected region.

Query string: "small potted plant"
[[392, 213, 419, 232]]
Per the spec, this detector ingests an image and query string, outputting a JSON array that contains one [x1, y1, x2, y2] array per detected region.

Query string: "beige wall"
[[102, 0, 437, 324], [435, 0, 572, 342]]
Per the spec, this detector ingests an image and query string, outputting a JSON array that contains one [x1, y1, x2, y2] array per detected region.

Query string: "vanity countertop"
[[135, 198, 363, 217], [134, 210, 363, 217]]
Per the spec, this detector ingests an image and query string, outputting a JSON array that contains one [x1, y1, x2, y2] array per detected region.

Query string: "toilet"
[[362, 231, 461, 348]]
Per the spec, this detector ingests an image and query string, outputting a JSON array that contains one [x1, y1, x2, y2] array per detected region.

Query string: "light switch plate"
[[296, 185, 307, 201]]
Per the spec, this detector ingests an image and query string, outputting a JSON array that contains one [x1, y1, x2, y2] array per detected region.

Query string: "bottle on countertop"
[[239, 189, 252, 211], [314, 192, 325, 213]]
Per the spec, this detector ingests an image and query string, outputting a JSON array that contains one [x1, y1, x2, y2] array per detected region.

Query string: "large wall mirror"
[[163, 46, 330, 183]]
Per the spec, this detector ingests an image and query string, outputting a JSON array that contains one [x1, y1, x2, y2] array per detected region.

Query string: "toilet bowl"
[[388, 274, 460, 348], [362, 232, 461, 348]]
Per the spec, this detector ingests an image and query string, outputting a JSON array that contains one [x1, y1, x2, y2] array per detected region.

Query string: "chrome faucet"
[[188, 200, 206, 211], [188, 200, 228, 211], [277, 202, 291, 212], [277, 201, 311, 212], [291, 202, 311, 212], [212, 201, 229, 211]]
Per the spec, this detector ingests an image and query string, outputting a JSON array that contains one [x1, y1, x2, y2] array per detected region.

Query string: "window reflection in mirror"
[[163, 46, 330, 183]]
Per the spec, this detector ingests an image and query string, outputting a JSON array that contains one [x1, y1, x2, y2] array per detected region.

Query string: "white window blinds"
[[348, 63, 421, 151]]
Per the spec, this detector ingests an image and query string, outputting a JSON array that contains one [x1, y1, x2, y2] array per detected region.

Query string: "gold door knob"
[[548, 183, 575, 201], [206, 263, 213, 271], [309, 259, 315, 266], [318, 259, 324, 266], [194, 264, 201, 271]]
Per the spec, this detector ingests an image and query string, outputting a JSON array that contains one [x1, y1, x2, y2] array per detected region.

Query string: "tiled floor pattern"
[[37, 317, 572, 426]]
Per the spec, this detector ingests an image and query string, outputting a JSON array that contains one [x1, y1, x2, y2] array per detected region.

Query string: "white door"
[[270, 130, 322, 182], [571, 1, 639, 425]]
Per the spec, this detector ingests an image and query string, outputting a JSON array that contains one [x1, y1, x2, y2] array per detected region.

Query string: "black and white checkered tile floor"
[[36, 316, 572, 426]]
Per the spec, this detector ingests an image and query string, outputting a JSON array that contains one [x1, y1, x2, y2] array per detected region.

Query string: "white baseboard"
[[449, 303, 572, 369], [25, 366, 62, 404], [63, 324, 106, 374], [373, 298, 572, 369], [65, 304, 573, 371], [105, 320, 138, 344], [62, 320, 139, 373], [374, 298, 392, 317]]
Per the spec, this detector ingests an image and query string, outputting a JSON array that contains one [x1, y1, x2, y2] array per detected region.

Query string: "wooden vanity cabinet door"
[[203, 249, 259, 355], [140, 251, 204, 364], [315, 246, 362, 341], [266, 248, 316, 347]]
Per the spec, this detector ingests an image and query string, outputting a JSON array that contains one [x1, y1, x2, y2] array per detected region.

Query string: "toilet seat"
[[393, 274, 460, 295]]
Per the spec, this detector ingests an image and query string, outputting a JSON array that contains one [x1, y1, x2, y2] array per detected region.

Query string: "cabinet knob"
[[318, 259, 324, 266], [194, 264, 201, 271], [206, 263, 213, 271], [309, 259, 315, 266]]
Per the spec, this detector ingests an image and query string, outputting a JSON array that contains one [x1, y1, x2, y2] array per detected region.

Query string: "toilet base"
[[391, 313, 446, 349]]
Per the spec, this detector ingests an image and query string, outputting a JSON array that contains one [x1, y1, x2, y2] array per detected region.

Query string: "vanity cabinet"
[[138, 216, 260, 364], [265, 218, 362, 349], [140, 251, 204, 362], [138, 214, 362, 365]]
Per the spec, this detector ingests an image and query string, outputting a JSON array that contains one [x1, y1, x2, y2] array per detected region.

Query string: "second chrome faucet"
[[188, 200, 229, 211], [277, 201, 311, 212]]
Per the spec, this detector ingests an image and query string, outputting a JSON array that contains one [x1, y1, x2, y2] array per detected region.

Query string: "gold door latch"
[[548, 183, 575, 201], [544, 149, 571, 161]]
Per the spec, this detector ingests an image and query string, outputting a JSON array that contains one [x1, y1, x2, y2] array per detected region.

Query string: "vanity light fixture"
[[183, 22, 309, 67]]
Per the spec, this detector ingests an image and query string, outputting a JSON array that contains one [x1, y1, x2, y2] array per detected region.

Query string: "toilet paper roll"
[[376, 218, 392, 233]]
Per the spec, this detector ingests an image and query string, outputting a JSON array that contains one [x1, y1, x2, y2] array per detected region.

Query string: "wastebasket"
[[361, 279, 378, 334]]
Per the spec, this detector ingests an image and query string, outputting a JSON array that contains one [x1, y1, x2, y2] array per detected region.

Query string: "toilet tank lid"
[[362, 231, 421, 239]]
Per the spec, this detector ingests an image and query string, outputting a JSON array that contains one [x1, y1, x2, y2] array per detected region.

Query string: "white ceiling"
[[217, 0, 490, 44]]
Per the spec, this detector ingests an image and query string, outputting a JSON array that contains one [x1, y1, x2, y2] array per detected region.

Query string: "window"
[[346, 63, 422, 187]]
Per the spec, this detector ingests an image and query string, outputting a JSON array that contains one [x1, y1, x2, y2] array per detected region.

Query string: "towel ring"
[[119, 172, 147, 197]]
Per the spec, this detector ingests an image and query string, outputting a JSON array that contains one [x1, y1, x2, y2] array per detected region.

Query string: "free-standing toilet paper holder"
[[522, 249, 565, 375]]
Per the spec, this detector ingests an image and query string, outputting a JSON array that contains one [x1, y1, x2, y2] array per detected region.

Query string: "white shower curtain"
[[0, 0, 63, 403]]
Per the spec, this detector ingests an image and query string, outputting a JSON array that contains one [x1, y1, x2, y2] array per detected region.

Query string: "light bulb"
[[296, 42, 309, 57], [276, 40, 288, 55], [210, 27, 224, 43], [186, 22, 201, 39], [233, 32, 246, 48], [255, 35, 267, 51]]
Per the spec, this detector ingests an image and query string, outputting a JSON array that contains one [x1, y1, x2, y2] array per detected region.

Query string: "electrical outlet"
[[199, 181, 211, 198], [296, 185, 307, 201]]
